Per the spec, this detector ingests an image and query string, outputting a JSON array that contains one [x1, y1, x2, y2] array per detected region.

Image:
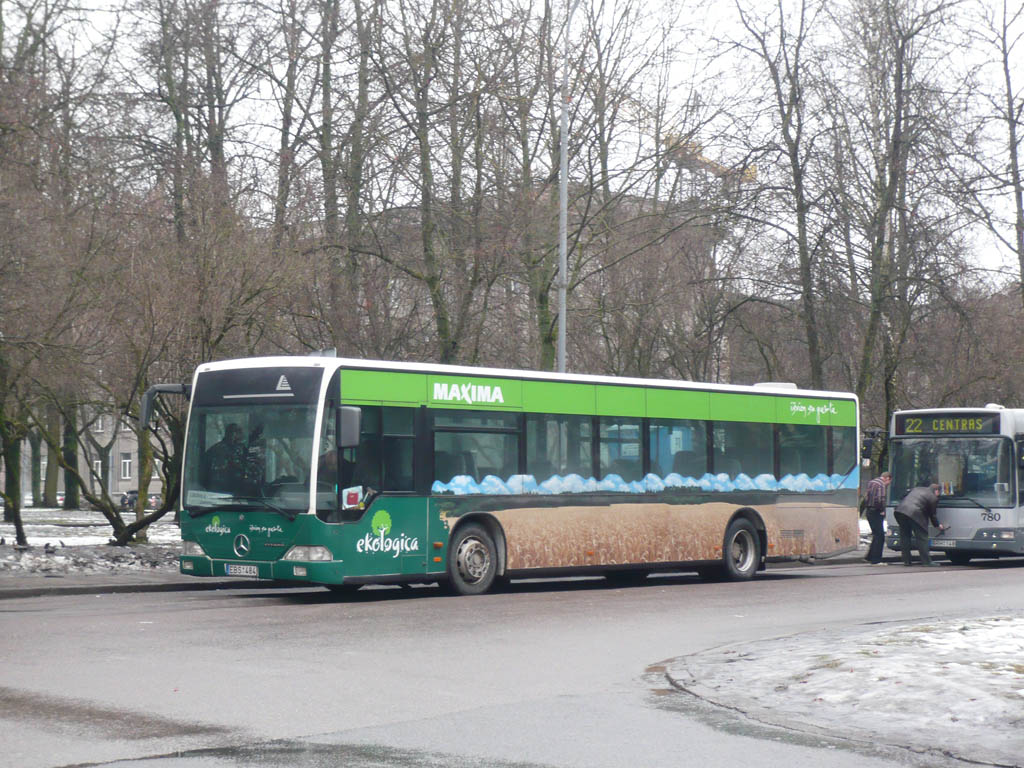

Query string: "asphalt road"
[[4, 559, 1023, 768]]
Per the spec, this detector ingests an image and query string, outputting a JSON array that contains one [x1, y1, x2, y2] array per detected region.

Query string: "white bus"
[[886, 405, 1023, 564]]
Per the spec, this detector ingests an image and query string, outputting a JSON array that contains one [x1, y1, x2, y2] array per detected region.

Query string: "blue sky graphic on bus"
[[431, 468, 860, 496]]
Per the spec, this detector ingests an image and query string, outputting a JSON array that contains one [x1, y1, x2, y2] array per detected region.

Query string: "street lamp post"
[[558, 0, 579, 374]]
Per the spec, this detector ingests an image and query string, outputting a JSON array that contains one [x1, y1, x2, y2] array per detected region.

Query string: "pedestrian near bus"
[[864, 471, 891, 565], [894, 483, 948, 567]]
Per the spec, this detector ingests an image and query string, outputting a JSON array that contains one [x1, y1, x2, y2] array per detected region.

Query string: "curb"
[[0, 577, 307, 600], [0, 549, 882, 599]]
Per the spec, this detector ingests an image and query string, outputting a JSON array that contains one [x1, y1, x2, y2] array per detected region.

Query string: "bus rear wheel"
[[448, 523, 497, 595], [722, 518, 760, 580]]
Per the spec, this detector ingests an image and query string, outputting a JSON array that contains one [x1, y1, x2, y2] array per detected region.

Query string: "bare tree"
[[969, 0, 1024, 308]]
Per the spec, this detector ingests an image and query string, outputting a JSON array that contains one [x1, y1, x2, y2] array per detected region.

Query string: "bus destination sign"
[[894, 412, 1001, 436]]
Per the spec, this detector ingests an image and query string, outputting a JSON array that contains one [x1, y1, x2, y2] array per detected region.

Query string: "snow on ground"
[[0, 506, 180, 574], [668, 615, 1024, 767]]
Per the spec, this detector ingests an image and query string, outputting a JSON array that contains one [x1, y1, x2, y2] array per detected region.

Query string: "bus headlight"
[[182, 541, 206, 556], [282, 546, 333, 562]]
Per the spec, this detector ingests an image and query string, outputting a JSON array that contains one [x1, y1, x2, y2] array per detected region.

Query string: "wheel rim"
[[456, 535, 491, 584], [729, 528, 756, 573]]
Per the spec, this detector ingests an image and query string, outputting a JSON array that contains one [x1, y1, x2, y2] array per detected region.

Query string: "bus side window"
[[433, 410, 519, 484], [599, 417, 641, 482], [526, 414, 592, 479], [1018, 441, 1024, 505]]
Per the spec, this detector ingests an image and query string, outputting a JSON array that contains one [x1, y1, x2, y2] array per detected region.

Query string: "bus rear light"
[[182, 541, 206, 557], [283, 546, 333, 562]]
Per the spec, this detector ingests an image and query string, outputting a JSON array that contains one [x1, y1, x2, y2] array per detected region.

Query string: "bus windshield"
[[891, 437, 1014, 507], [183, 403, 319, 515]]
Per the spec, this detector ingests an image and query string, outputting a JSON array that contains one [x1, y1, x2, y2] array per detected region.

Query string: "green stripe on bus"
[[646, 388, 711, 420], [711, 392, 776, 423], [340, 367, 856, 426], [596, 385, 645, 417], [427, 375, 522, 410], [523, 380, 595, 414], [341, 370, 426, 403], [776, 397, 857, 427]]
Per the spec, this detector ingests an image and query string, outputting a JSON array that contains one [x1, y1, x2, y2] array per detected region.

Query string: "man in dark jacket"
[[894, 483, 947, 566]]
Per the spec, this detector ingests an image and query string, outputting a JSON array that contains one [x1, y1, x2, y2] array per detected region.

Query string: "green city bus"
[[144, 356, 860, 594]]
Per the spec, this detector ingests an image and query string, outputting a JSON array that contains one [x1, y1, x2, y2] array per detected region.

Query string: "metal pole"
[[558, 0, 578, 374]]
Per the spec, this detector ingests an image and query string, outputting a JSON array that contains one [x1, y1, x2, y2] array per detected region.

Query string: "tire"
[[945, 550, 972, 566], [447, 523, 498, 595], [722, 518, 761, 580]]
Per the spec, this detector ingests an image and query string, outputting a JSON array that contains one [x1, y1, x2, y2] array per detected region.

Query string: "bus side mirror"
[[140, 383, 189, 429], [338, 406, 361, 449]]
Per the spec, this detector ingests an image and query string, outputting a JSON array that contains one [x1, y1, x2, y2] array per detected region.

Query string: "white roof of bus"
[[195, 355, 858, 401]]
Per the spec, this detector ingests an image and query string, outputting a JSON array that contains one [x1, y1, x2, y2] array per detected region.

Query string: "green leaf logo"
[[371, 510, 392, 537], [211, 516, 220, 527]]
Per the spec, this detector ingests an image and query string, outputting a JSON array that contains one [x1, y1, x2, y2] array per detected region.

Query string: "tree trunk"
[[43, 404, 60, 506], [2, 434, 27, 544], [62, 408, 80, 509], [28, 430, 42, 506]]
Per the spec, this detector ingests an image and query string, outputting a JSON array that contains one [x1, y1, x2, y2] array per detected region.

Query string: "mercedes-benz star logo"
[[233, 533, 251, 558]]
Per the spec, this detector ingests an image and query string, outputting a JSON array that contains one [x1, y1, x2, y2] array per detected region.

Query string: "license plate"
[[226, 563, 259, 577], [931, 539, 955, 548]]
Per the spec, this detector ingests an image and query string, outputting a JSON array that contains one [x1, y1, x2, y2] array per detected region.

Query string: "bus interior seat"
[[780, 449, 801, 476], [434, 451, 460, 482], [459, 451, 478, 480], [608, 458, 639, 480], [382, 457, 413, 490], [673, 450, 705, 477], [530, 459, 555, 480], [717, 457, 742, 477]]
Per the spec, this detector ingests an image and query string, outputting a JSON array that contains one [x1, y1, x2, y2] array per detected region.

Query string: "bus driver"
[[205, 423, 262, 496]]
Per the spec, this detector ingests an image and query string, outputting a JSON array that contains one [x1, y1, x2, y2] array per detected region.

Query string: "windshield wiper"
[[235, 496, 297, 521], [949, 494, 991, 512], [188, 503, 244, 519], [188, 498, 296, 521]]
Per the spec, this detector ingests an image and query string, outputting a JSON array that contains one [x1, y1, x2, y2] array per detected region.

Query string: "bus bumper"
[[180, 556, 348, 583], [887, 528, 1024, 556]]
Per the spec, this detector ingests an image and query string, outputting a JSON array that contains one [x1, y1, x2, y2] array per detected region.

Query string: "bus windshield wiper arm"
[[954, 495, 990, 512], [188, 504, 244, 519], [188, 499, 296, 520], [236, 496, 297, 521]]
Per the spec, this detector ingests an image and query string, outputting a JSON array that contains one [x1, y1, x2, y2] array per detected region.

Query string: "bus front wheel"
[[723, 518, 760, 580], [448, 523, 497, 595], [945, 550, 972, 566]]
